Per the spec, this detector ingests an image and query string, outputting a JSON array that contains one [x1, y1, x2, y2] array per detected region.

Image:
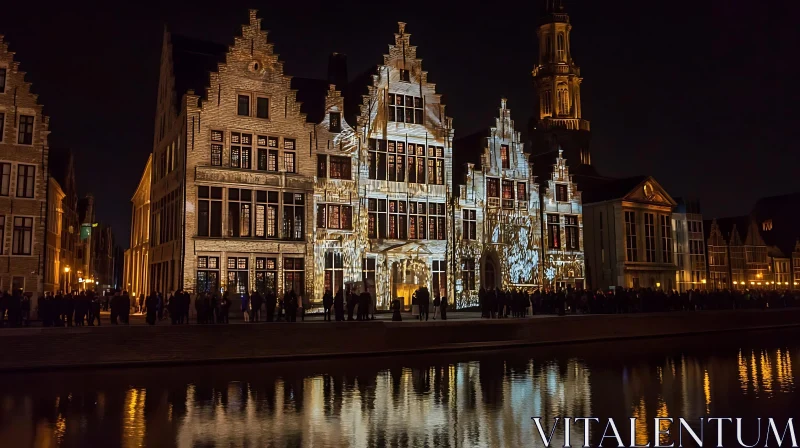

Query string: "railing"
[[541, 118, 590, 132], [487, 197, 500, 208], [517, 201, 528, 210]]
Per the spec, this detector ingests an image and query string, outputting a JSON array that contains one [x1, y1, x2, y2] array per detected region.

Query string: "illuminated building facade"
[[123, 155, 151, 297], [0, 35, 49, 298], [539, 149, 585, 289], [672, 198, 707, 291], [48, 150, 80, 293], [153, 11, 316, 299], [454, 100, 541, 306], [583, 176, 678, 290], [344, 22, 454, 309], [703, 216, 770, 289]]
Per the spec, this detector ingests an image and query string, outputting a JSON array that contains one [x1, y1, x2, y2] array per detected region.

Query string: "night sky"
[[1, 0, 797, 248]]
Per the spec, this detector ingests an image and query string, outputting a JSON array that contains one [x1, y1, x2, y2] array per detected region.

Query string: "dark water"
[[0, 329, 797, 447]]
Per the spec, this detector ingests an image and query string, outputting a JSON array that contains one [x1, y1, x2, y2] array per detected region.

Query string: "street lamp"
[[63, 266, 71, 291]]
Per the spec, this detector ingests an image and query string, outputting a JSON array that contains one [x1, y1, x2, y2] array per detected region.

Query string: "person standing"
[[418, 287, 430, 321], [219, 295, 230, 323], [322, 289, 333, 321], [138, 294, 145, 314], [265, 289, 276, 322], [334, 287, 344, 322], [145, 292, 158, 325], [358, 289, 370, 321], [121, 291, 131, 324], [432, 293, 440, 320], [440, 295, 448, 320]]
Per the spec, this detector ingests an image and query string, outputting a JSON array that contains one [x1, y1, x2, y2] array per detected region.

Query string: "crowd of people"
[[476, 286, 800, 318], [2, 285, 799, 329], [322, 286, 374, 322]]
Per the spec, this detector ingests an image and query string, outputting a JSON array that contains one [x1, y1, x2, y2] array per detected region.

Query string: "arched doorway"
[[481, 251, 501, 290], [485, 260, 496, 289]]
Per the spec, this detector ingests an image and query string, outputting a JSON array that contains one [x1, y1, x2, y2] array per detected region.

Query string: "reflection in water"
[[0, 331, 797, 447]]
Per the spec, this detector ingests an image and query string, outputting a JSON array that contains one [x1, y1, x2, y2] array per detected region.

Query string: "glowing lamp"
[[733, 281, 738, 285], [78, 278, 84, 283], [750, 282, 755, 285], [701, 279, 707, 284], [64, 266, 70, 273], [95, 280, 99, 285], [757, 282, 762, 285]]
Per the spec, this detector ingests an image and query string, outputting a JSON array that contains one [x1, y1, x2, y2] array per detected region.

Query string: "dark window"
[[237, 95, 250, 116], [197, 186, 223, 237], [462, 209, 476, 240], [16, 164, 35, 198], [329, 156, 351, 180], [644, 213, 656, 262], [0, 113, 4, 142], [284, 257, 305, 296], [0, 68, 6, 93], [211, 144, 222, 166], [500, 144, 510, 169], [256, 97, 269, 119], [517, 182, 527, 208], [462, 258, 476, 291], [556, 184, 568, 202], [317, 155, 327, 178], [18, 115, 34, 145], [625, 211, 638, 262], [565, 215, 579, 250], [487, 178, 500, 198], [0, 216, 4, 254], [227, 188, 252, 238], [12, 216, 33, 255], [1, 163, 11, 196], [282, 193, 304, 240], [400, 69, 410, 82], [329, 112, 341, 132], [547, 214, 560, 249]]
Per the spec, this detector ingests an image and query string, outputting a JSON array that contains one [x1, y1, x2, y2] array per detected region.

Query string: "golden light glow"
[[703, 369, 711, 413], [656, 282, 661, 288], [64, 266, 70, 273], [701, 279, 707, 284], [733, 281, 738, 285]]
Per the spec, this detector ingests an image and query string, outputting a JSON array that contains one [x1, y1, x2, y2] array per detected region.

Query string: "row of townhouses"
[[124, 10, 588, 309], [1, 34, 118, 309]]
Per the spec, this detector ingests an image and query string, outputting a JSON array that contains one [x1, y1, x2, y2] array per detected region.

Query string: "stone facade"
[[539, 149, 585, 289], [672, 198, 707, 291], [0, 35, 49, 297], [583, 177, 678, 290], [124, 155, 151, 297], [454, 100, 541, 307]]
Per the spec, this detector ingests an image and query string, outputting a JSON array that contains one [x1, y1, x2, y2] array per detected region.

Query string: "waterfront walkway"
[[1, 308, 798, 372]]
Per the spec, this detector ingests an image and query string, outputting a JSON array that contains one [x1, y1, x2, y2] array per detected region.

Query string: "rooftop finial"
[[398, 22, 406, 34], [501, 98, 508, 109]]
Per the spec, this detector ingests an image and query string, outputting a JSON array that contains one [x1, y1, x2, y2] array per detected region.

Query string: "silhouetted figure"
[[392, 299, 402, 321], [145, 292, 158, 325], [322, 289, 333, 321], [334, 287, 344, 321]]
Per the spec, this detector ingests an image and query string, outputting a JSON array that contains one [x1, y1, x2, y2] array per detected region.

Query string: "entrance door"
[[485, 260, 496, 289]]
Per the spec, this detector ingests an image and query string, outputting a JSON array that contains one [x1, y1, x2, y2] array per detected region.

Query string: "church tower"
[[531, 0, 592, 167]]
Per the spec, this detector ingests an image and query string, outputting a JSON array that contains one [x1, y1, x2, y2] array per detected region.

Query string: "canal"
[[0, 328, 796, 447]]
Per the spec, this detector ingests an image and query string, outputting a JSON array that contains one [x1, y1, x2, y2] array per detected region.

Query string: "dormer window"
[[399, 69, 410, 82], [762, 220, 773, 231], [556, 184, 568, 202], [329, 112, 341, 133], [500, 144, 510, 169]]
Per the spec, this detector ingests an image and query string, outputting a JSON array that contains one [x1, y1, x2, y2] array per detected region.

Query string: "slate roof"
[[48, 148, 73, 188], [170, 34, 227, 100], [290, 77, 329, 124], [580, 175, 648, 204]]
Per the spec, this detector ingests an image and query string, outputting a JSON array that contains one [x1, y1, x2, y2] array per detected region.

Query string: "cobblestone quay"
[[1, 309, 798, 371]]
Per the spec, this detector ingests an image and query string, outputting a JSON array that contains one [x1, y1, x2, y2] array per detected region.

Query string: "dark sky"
[[1, 0, 798, 248]]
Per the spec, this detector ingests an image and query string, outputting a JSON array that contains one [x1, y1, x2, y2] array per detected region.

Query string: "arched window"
[[544, 36, 552, 60], [543, 90, 552, 115], [557, 33, 565, 61], [557, 84, 569, 116]]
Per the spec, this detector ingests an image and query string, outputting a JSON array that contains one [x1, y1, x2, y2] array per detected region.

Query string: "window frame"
[[15, 164, 36, 198], [11, 215, 34, 256], [17, 115, 34, 145], [237, 94, 250, 117], [255, 96, 270, 119]]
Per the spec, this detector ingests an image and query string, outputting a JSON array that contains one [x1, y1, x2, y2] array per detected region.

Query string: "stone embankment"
[[1, 309, 798, 371]]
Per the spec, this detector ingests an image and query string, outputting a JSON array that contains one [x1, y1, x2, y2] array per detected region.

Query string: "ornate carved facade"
[[454, 100, 540, 307]]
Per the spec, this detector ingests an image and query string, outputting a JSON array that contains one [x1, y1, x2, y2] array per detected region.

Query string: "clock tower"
[[530, 0, 592, 168]]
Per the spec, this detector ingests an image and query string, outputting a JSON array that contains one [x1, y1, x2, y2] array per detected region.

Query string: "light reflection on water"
[[0, 330, 797, 447]]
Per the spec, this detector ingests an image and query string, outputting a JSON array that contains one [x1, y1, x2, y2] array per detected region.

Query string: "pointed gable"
[[483, 98, 528, 176], [622, 177, 676, 207], [706, 219, 727, 247]]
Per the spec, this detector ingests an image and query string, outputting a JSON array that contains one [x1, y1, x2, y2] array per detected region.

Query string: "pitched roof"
[[290, 77, 329, 124], [170, 34, 227, 99], [710, 215, 750, 246], [451, 129, 487, 188], [750, 192, 800, 257], [580, 175, 648, 204], [48, 148, 73, 188]]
